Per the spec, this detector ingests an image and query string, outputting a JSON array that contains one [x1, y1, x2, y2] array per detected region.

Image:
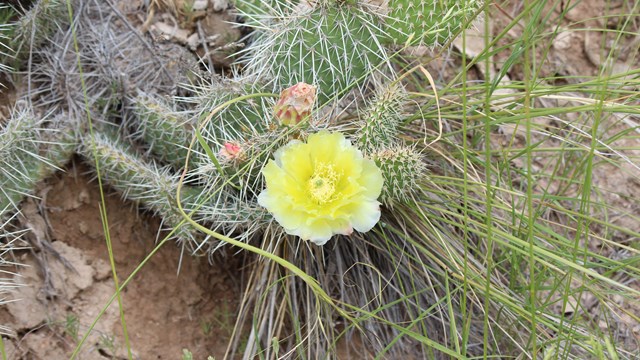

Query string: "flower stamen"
[[308, 163, 338, 204]]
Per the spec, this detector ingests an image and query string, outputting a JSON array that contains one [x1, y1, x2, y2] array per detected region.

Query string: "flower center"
[[308, 163, 338, 204]]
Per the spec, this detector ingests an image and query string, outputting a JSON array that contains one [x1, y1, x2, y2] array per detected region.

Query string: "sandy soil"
[[0, 163, 240, 359]]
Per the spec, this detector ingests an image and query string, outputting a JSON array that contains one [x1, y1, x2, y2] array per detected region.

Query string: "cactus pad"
[[242, 5, 389, 104], [385, 0, 481, 47]]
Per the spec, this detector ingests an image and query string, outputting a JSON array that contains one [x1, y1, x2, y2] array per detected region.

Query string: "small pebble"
[[192, 0, 208, 11], [210, 0, 228, 11]]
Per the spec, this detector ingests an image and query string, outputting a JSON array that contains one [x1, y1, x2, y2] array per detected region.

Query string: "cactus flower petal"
[[258, 131, 383, 245]]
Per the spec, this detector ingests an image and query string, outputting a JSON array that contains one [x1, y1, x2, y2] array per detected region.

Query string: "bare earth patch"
[[0, 163, 241, 359]]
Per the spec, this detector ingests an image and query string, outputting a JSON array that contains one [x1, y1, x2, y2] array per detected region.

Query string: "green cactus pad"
[[1, 110, 76, 214], [243, 5, 389, 104], [356, 84, 407, 153], [131, 94, 194, 169], [191, 80, 275, 144], [232, 0, 297, 26], [80, 130, 203, 244], [384, 0, 481, 47], [372, 146, 425, 206], [12, 0, 69, 63], [81, 131, 183, 211]]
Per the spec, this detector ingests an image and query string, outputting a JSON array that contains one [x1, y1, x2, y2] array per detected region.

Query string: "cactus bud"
[[371, 146, 425, 206], [219, 142, 245, 162], [273, 82, 317, 126]]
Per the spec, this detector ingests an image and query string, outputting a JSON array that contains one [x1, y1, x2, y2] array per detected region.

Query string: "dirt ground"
[[1, 0, 639, 358], [0, 162, 240, 359]]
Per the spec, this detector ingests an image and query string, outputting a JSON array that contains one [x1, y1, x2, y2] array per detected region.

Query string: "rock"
[[23, 331, 76, 359], [50, 241, 95, 299], [78, 188, 91, 204], [0, 242, 94, 330], [552, 29, 575, 51], [78, 221, 89, 235], [151, 21, 193, 46], [187, 32, 200, 51], [452, 17, 518, 110], [1, 339, 20, 359], [192, 0, 208, 11], [210, 0, 228, 12], [91, 257, 111, 281], [196, 11, 242, 67]]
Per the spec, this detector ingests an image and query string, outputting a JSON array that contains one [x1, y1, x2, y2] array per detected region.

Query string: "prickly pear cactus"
[[192, 79, 276, 142], [11, 0, 69, 62], [130, 93, 193, 168], [0, 0, 486, 356], [234, 0, 483, 105], [384, 0, 482, 46], [241, 4, 390, 104], [79, 129, 203, 244], [356, 84, 407, 153], [1, 106, 77, 214]]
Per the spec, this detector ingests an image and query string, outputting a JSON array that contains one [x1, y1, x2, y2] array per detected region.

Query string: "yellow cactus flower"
[[258, 131, 383, 245]]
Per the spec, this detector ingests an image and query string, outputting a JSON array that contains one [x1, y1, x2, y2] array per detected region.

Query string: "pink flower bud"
[[219, 142, 244, 161], [274, 82, 317, 126]]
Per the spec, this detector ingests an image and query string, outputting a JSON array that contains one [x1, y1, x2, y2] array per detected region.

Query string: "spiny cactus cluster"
[[0, 5, 14, 75], [356, 83, 407, 151], [11, 0, 68, 60], [384, 0, 481, 46], [236, 0, 482, 102], [0, 0, 484, 356], [0, 0, 482, 223], [1, 105, 76, 213], [1, 0, 76, 85]]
